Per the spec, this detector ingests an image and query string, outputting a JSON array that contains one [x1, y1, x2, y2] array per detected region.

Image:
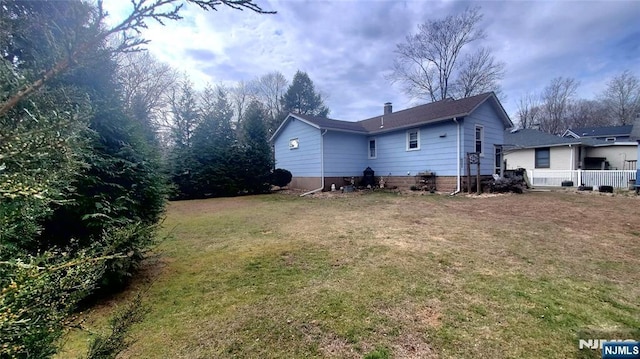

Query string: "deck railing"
[[527, 170, 636, 188]]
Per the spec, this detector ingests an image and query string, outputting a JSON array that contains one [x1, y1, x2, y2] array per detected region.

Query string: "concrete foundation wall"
[[289, 177, 322, 191], [291, 176, 461, 192], [384, 176, 459, 192]]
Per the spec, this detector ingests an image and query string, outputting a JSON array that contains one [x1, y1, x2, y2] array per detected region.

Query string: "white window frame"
[[475, 125, 484, 156], [406, 129, 420, 151], [368, 138, 377, 159], [289, 137, 299, 150]]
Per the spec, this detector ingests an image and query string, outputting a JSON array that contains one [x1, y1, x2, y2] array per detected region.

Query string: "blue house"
[[270, 92, 513, 193], [563, 125, 634, 143]]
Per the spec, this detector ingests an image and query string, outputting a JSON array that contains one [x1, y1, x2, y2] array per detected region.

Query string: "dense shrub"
[[271, 168, 292, 187], [489, 175, 526, 193], [0, 250, 105, 358]]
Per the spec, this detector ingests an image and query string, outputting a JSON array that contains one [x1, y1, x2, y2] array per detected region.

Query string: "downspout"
[[450, 117, 462, 195], [301, 129, 327, 196]]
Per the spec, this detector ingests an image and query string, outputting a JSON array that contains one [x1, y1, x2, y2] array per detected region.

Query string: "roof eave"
[[562, 129, 580, 138], [320, 127, 368, 135], [468, 93, 513, 128], [506, 142, 583, 149], [367, 115, 467, 135], [269, 113, 320, 142]]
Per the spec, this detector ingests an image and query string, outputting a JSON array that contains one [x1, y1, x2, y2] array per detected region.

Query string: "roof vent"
[[384, 102, 392, 115]]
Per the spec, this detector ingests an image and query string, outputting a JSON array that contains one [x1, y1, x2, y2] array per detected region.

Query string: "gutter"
[[450, 117, 462, 195], [301, 129, 328, 196]]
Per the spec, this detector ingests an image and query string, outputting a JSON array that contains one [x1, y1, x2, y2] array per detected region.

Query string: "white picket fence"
[[527, 170, 636, 188]]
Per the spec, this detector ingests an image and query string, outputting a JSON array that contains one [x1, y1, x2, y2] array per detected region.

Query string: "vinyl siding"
[[463, 102, 507, 174], [504, 146, 576, 170], [273, 118, 321, 177], [585, 145, 637, 170], [366, 121, 459, 176], [323, 131, 368, 176]]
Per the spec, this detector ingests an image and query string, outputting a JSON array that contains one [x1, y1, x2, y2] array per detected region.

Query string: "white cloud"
[[103, 0, 640, 121]]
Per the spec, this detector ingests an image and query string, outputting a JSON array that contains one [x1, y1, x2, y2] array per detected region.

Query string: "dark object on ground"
[[490, 175, 525, 193], [561, 180, 573, 187], [271, 168, 292, 187], [599, 185, 614, 193], [362, 167, 375, 188], [578, 186, 593, 191]]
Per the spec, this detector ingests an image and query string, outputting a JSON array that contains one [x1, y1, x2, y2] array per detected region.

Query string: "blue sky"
[[104, 0, 640, 122]]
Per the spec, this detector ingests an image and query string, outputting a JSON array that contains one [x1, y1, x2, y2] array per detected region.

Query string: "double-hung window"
[[475, 125, 484, 155], [406, 129, 420, 151], [368, 138, 377, 159], [535, 147, 550, 168]]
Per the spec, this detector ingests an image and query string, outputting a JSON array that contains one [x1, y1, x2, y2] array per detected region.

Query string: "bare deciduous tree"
[[538, 77, 579, 135], [565, 99, 611, 129], [600, 70, 640, 125], [455, 47, 505, 99], [117, 51, 179, 134], [389, 7, 504, 102], [250, 71, 288, 133], [230, 80, 258, 124], [516, 92, 542, 129], [0, 0, 274, 117]]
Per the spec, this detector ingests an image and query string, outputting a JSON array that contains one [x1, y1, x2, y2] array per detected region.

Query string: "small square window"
[[406, 129, 420, 151], [289, 138, 299, 149]]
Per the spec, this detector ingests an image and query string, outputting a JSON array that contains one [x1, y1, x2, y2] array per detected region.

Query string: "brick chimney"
[[384, 102, 392, 115]]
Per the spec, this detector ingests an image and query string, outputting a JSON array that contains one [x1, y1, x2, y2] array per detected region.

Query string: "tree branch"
[[0, 0, 275, 117]]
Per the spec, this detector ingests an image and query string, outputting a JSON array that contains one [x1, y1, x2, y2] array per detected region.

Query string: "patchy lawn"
[[59, 191, 640, 358]]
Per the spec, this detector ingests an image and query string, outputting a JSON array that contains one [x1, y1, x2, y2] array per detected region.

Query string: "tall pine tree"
[[239, 101, 273, 194], [168, 80, 201, 199], [281, 70, 329, 118], [192, 85, 239, 197]]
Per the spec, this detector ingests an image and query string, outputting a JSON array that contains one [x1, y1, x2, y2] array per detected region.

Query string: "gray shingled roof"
[[290, 113, 367, 133], [360, 92, 511, 134], [629, 116, 640, 140], [504, 128, 609, 149], [272, 92, 512, 141], [565, 125, 633, 138]]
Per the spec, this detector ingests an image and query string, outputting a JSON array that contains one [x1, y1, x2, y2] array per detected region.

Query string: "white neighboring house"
[[502, 128, 637, 187], [562, 125, 636, 170]]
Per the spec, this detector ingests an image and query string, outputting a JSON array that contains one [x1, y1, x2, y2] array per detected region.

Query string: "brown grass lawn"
[[58, 190, 640, 358]]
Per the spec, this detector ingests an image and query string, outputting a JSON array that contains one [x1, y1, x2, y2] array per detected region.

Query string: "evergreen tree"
[[0, 0, 273, 356], [168, 80, 201, 199], [192, 85, 239, 197], [40, 44, 167, 292], [239, 101, 273, 193], [1, 1, 167, 354], [281, 70, 329, 118]]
